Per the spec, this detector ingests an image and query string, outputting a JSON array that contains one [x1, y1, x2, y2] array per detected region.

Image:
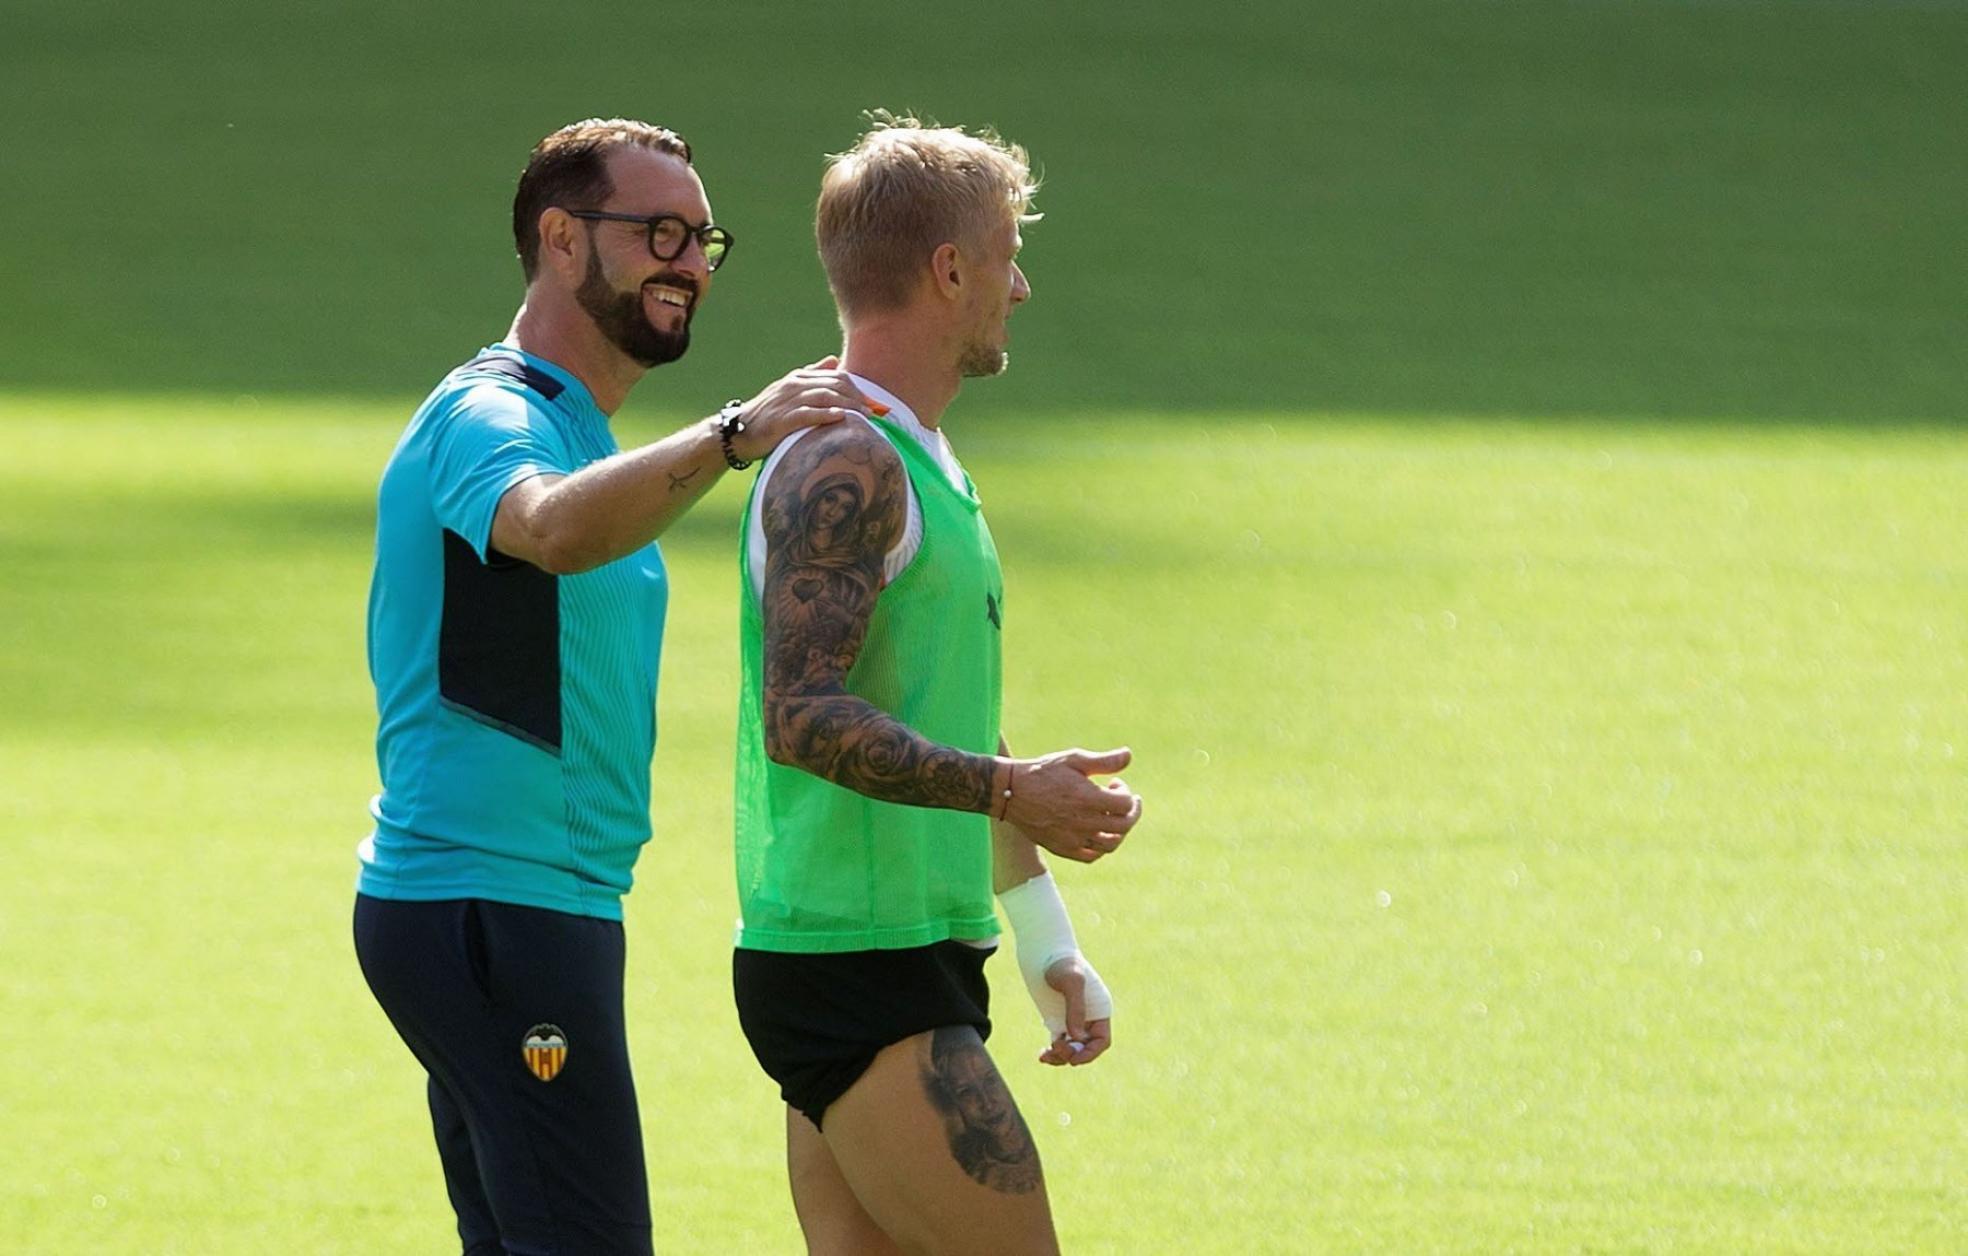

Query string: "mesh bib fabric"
[[734, 418, 1004, 952]]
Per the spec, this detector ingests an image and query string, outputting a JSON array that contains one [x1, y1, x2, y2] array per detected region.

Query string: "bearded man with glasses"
[[353, 118, 873, 1256]]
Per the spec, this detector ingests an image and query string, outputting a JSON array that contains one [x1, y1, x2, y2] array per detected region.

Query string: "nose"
[[1010, 262, 1031, 305], [669, 234, 713, 285]]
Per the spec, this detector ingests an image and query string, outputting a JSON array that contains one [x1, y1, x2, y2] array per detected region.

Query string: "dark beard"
[[958, 339, 1007, 378], [576, 248, 692, 367]]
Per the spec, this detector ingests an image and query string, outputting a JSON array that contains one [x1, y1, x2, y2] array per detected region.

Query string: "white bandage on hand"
[[997, 871, 1112, 1036]]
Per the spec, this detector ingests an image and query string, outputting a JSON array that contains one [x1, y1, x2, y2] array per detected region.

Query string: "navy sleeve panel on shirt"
[[428, 384, 570, 562], [438, 528, 562, 754], [459, 352, 567, 400], [427, 378, 571, 754]]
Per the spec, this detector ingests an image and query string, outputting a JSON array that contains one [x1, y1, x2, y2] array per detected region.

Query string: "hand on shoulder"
[[733, 354, 884, 462]]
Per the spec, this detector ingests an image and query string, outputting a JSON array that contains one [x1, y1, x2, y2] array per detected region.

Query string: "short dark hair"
[[512, 119, 694, 281]]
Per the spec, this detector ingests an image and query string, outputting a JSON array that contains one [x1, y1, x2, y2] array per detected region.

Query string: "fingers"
[[1038, 1021, 1112, 1067], [1061, 746, 1132, 777], [783, 383, 874, 417], [1070, 779, 1143, 855], [765, 359, 879, 419], [1070, 1019, 1112, 1066], [1038, 1033, 1084, 1065], [1008, 751, 1142, 861], [747, 389, 878, 446], [1036, 973, 1085, 1064], [789, 356, 874, 413], [1052, 834, 1114, 864], [1049, 960, 1089, 1041], [1107, 789, 1143, 835], [1039, 959, 1111, 1066], [1083, 779, 1142, 834], [1039, 816, 1130, 863]]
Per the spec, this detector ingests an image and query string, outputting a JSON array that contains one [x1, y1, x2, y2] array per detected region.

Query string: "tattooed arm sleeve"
[[759, 423, 1001, 813]]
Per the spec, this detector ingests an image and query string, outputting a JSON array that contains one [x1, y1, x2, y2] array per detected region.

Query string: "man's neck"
[[840, 324, 959, 430], [505, 294, 644, 417]]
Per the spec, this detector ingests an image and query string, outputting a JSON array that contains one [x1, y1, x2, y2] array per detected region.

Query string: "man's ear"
[[930, 241, 964, 301], [538, 207, 586, 282]]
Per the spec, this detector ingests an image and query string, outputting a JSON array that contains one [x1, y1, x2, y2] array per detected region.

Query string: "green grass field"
[[2, 395, 1961, 1252], [7, 0, 1966, 423], [5, 0, 1966, 1249]]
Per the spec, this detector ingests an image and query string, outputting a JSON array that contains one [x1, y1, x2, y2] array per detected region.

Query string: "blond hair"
[[816, 111, 1040, 316]]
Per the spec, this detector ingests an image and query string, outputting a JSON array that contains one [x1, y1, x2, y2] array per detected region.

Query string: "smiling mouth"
[[644, 283, 694, 312]]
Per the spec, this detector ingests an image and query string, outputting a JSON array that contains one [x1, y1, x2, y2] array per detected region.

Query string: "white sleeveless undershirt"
[[745, 374, 968, 602]]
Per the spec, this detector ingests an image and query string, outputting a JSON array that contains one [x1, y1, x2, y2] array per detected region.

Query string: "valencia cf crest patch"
[[522, 1024, 568, 1082]]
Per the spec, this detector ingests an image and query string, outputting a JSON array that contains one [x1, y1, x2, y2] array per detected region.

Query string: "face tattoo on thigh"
[[918, 1027, 1041, 1194]]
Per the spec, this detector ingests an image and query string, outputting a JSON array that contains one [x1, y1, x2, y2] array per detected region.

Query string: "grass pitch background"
[[6, 0, 1965, 422], [3, 0, 1965, 1252]]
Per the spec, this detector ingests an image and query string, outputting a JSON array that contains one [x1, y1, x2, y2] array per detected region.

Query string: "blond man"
[[728, 114, 1143, 1254]]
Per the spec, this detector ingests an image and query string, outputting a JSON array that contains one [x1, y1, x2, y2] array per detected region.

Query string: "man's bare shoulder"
[[759, 417, 908, 563], [769, 416, 903, 482]]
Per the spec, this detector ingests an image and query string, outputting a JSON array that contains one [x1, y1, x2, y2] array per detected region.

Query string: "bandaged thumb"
[[999, 872, 1113, 1035]]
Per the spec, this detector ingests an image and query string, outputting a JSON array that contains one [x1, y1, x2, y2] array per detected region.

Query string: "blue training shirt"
[[359, 344, 668, 920]]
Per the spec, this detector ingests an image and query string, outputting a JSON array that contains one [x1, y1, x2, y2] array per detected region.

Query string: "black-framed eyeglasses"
[[565, 210, 734, 271]]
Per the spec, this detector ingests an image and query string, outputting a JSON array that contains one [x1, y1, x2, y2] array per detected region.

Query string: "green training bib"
[[734, 419, 1004, 952]]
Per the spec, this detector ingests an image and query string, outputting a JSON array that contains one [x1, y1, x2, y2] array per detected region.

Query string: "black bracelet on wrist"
[[716, 399, 752, 470]]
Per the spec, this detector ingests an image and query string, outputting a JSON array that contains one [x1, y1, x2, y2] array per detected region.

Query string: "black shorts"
[[354, 894, 652, 1256], [733, 939, 995, 1129]]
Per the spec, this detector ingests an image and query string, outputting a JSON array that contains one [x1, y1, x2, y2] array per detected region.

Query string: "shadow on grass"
[[7, 0, 1967, 430]]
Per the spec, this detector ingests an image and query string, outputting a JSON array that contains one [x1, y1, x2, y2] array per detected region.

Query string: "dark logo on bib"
[[985, 592, 1002, 630], [522, 1024, 568, 1082]]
